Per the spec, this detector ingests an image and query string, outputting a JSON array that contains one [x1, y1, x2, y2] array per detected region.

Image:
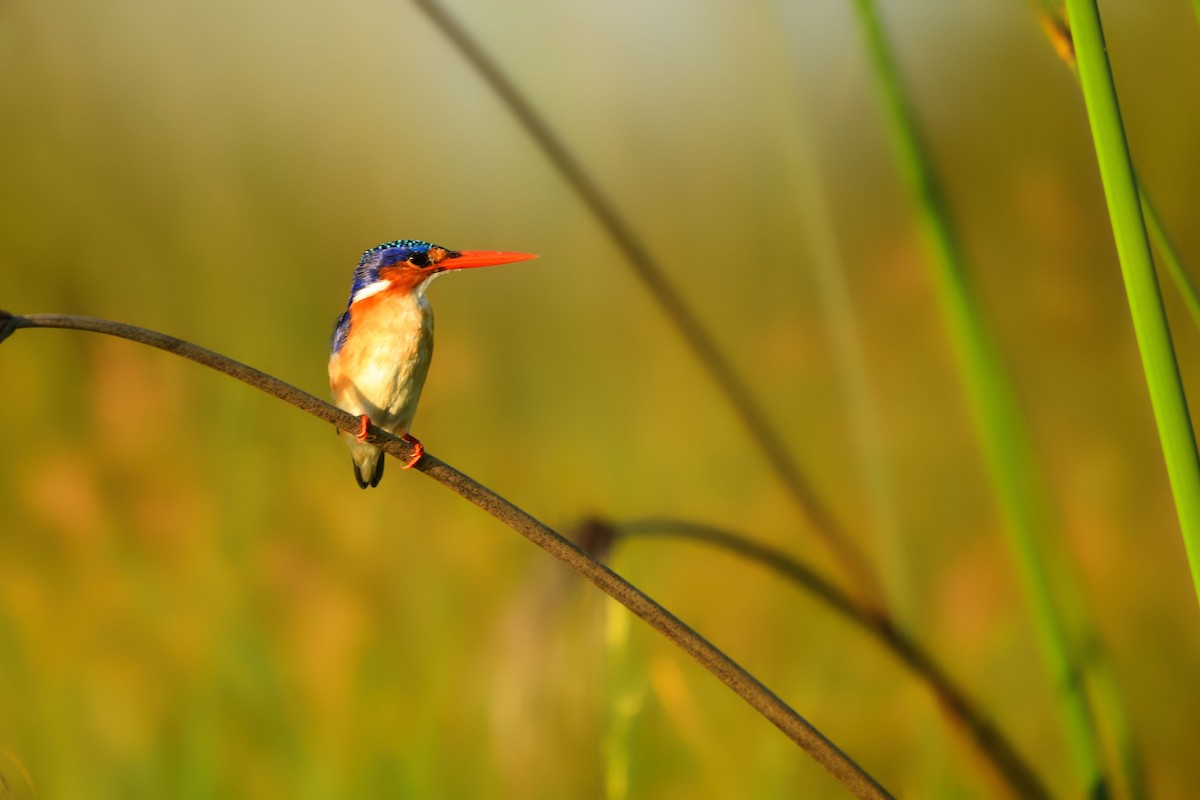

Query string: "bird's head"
[[349, 239, 538, 301]]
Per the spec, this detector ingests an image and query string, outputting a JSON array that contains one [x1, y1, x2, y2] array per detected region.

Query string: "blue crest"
[[350, 239, 436, 296], [332, 239, 440, 354]]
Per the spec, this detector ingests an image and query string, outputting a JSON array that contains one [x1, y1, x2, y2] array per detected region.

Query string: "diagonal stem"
[[1142, 191, 1200, 332], [1063, 0, 1200, 610], [0, 311, 892, 799], [408, 0, 883, 609], [1038, 5, 1200, 343], [612, 518, 1049, 800]]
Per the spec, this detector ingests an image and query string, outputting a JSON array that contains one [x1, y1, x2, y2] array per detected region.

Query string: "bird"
[[328, 239, 537, 488]]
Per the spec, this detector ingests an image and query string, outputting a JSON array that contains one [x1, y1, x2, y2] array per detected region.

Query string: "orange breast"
[[327, 285, 434, 433]]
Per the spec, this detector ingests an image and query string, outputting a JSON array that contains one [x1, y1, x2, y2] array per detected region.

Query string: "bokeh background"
[[2, 0, 1199, 796]]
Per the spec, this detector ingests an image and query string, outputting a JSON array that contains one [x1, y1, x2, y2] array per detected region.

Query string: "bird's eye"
[[408, 252, 430, 268]]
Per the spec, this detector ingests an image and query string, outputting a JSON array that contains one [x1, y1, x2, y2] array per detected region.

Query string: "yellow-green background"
[[2, 0, 1199, 796]]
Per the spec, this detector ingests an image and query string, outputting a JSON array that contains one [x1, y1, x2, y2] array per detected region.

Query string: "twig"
[[610, 518, 1050, 800], [407, 0, 883, 610], [0, 311, 892, 800]]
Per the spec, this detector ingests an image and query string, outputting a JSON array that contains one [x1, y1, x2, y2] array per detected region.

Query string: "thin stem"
[[851, 2, 1108, 794], [1035, 6, 1200, 341], [407, 0, 883, 610], [1064, 0, 1200, 609], [1026, 13, 1180, 798], [1142, 190, 1200, 332], [0, 311, 892, 799], [613, 519, 1050, 800]]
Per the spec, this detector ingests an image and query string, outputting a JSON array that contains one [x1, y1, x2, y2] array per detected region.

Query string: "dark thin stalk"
[[0, 311, 892, 800], [613, 519, 1050, 800], [407, 0, 883, 610]]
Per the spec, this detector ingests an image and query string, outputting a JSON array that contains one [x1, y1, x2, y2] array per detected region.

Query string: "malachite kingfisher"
[[328, 239, 538, 488]]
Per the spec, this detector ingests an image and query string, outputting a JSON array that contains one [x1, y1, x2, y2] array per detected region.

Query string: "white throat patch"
[[351, 279, 392, 304]]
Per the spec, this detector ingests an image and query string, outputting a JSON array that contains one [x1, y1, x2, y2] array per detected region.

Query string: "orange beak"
[[443, 250, 539, 271]]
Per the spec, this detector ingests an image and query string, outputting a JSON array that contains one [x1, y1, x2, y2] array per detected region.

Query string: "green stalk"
[[1064, 0, 1200, 609], [1142, 191, 1200, 331], [1036, 8, 1200, 346], [1029, 17, 1170, 797], [603, 594, 641, 800], [850, 0, 1108, 794]]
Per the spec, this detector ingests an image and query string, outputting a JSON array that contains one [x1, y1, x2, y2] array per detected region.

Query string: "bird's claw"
[[353, 417, 422, 469], [400, 432, 424, 469]]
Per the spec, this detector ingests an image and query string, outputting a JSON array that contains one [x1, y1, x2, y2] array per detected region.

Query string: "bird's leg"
[[400, 432, 425, 469], [355, 415, 371, 443]]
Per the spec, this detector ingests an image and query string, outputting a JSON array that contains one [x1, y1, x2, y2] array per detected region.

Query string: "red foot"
[[355, 415, 371, 443], [400, 432, 425, 469]]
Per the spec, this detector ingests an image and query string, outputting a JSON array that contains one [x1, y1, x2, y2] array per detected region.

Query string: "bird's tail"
[[352, 452, 385, 489], [343, 435, 386, 489]]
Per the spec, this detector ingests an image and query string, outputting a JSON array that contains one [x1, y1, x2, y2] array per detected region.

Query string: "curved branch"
[[613, 518, 1049, 800], [0, 311, 891, 800], [407, 0, 883, 609]]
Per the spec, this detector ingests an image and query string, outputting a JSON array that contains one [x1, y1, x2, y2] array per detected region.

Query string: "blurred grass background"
[[2, 0, 1200, 796]]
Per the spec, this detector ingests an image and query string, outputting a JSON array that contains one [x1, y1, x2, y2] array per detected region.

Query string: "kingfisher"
[[329, 239, 537, 488]]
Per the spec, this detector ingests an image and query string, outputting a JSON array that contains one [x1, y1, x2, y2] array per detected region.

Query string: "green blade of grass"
[[1036, 9, 1200, 350], [850, 0, 1108, 794], [1142, 191, 1200, 332], [1028, 14, 1164, 798], [1063, 0, 1200, 608]]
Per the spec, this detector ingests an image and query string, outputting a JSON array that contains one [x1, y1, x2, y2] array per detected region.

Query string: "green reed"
[[1064, 0, 1200, 612], [849, 0, 1109, 794]]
